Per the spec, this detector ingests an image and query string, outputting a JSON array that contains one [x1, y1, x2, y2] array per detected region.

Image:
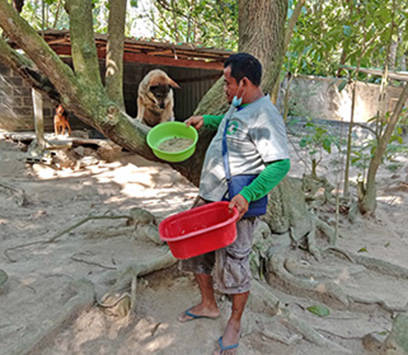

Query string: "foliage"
[[307, 304, 330, 317], [20, 0, 69, 30], [146, 0, 238, 49], [351, 115, 408, 179], [290, 118, 342, 177], [286, 0, 408, 78]]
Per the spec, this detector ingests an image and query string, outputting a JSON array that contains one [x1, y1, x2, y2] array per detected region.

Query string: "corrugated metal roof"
[[18, 30, 233, 71]]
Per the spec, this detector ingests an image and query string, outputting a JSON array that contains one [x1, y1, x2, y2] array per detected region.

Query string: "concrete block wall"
[[0, 62, 59, 131], [284, 75, 407, 123]]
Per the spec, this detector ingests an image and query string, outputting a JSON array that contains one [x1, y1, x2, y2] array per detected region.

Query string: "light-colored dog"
[[136, 69, 180, 127]]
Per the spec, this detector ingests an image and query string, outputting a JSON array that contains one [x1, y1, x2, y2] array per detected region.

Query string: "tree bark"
[[0, 37, 59, 101], [105, 0, 126, 108], [359, 83, 408, 214], [195, 0, 288, 116], [239, 0, 288, 94], [64, 0, 103, 88]]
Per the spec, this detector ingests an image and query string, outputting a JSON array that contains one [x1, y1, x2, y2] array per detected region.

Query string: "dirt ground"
[[0, 128, 407, 355]]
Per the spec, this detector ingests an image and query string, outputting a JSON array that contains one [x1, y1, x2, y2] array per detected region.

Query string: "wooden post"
[[31, 88, 46, 149]]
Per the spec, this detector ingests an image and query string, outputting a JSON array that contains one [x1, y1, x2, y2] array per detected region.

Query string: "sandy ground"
[[0, 128, 407, 355]]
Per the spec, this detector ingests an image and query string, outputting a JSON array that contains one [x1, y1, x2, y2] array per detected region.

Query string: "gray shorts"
[[181, 197, 258, 294]]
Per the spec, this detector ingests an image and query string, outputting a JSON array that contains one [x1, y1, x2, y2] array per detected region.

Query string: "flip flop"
[[178, 307, 218, 322], [217, 336, 239, 353]]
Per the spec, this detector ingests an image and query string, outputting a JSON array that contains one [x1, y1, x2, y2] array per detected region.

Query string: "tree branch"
[[64, 0, 103, 88], [0, 0, 78, 102], [0, 37, 60, 100], [105, 0, 127, 108]]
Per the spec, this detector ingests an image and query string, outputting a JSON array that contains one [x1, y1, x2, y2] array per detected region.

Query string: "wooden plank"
[[341, 65, 408, 82], [122, 52, 223, 70]]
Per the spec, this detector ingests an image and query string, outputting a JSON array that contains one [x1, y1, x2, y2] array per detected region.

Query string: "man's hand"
[[185, 115, 204, 130], [229, 194, 249, 220]]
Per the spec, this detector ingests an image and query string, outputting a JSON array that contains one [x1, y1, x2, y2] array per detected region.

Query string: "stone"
[[97, 141, 122, 162], [362, 331, 387, 352]]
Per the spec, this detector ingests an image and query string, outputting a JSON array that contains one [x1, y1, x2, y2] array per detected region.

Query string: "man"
[[181, 53, 290, 354]]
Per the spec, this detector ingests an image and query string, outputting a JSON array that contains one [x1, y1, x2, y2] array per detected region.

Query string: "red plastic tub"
[[159, 201, 239, 259]]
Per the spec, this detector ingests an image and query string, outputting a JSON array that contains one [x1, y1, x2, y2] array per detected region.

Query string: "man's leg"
[[212, 217, 258, 353], [179, 273, 220, 322], [214, 291, 249, 354]]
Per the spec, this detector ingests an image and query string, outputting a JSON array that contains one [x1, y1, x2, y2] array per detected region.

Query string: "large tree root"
[[280, 309, 353, 354], [0, 269, 8, 292], [352, 253, 408, 279], [313, 215, 337, 246], [4, 207, 161, 263], [283, 256, 365, 280], [9, 279, 94, 355], [96, 250, 177, 316], [268, 254, 350, 307], [248, 280, 280, 315], [4, 214, 132, 263], [0, 180, 28, 206], [270, 247, 408, 313]]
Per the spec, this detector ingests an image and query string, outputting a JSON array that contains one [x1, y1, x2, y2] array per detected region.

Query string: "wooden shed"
[[1, 30, 231, 131]]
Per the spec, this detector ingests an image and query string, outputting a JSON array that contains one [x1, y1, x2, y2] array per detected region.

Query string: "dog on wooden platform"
[[136, 69, 180, 127], [53, 104, 71, 136]]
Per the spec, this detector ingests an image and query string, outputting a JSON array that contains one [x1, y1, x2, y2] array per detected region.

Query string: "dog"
[[136, 69, 180, 127], [53, 104, 71, 136]]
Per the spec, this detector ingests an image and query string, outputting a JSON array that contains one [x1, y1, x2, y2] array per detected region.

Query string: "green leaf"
[[357, 247, 368, 253], [307, 305, 330, 317], [322, 138, 332, 153], [384, 242, 390, 248], [299, 138, 308, 148], [337, 79, 348, 92]]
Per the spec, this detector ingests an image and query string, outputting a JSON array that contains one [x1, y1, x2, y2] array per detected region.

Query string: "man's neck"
[[242, 87, 264, 105]]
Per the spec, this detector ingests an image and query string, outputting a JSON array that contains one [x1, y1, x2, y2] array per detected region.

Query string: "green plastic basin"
[[146, 121, 198, 162]]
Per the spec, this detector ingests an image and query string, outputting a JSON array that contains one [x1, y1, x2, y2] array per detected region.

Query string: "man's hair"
[[224, 52, 262, 86]]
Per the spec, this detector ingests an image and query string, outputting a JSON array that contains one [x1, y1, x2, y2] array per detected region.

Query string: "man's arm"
[[228, 159, 290, 219], [185, 114, 224, 130], [203, 114, 224, 129], [240, 159, 290, 202]]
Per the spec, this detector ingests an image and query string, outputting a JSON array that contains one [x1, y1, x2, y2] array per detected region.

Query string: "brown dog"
[[53, 104, 71, 136], [136, 69, 180, 127]]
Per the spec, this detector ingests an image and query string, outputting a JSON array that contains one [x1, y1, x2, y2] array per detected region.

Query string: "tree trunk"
[[195, 0, 288, 116], [239, 0, 287, 94], [64, 0, 103, 88], [359, 83, 408, 214], [105, 0, 126, 108]]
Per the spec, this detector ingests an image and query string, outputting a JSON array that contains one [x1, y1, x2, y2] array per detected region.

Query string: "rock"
[[52, 149, 77, 169], [384, 314, 408, 355], [97, 141, 122, 162], [73, 146, 85, 157], [362, 331, 387, 352]]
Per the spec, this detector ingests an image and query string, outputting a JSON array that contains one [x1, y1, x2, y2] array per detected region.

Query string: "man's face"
[[223, 66, 241, 104]]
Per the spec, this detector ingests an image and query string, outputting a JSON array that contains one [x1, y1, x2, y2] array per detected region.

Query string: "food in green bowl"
[[146, 121, 198, 162]]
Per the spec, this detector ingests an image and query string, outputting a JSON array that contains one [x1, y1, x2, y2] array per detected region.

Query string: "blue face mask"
[[232, 95, 242, 107]]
